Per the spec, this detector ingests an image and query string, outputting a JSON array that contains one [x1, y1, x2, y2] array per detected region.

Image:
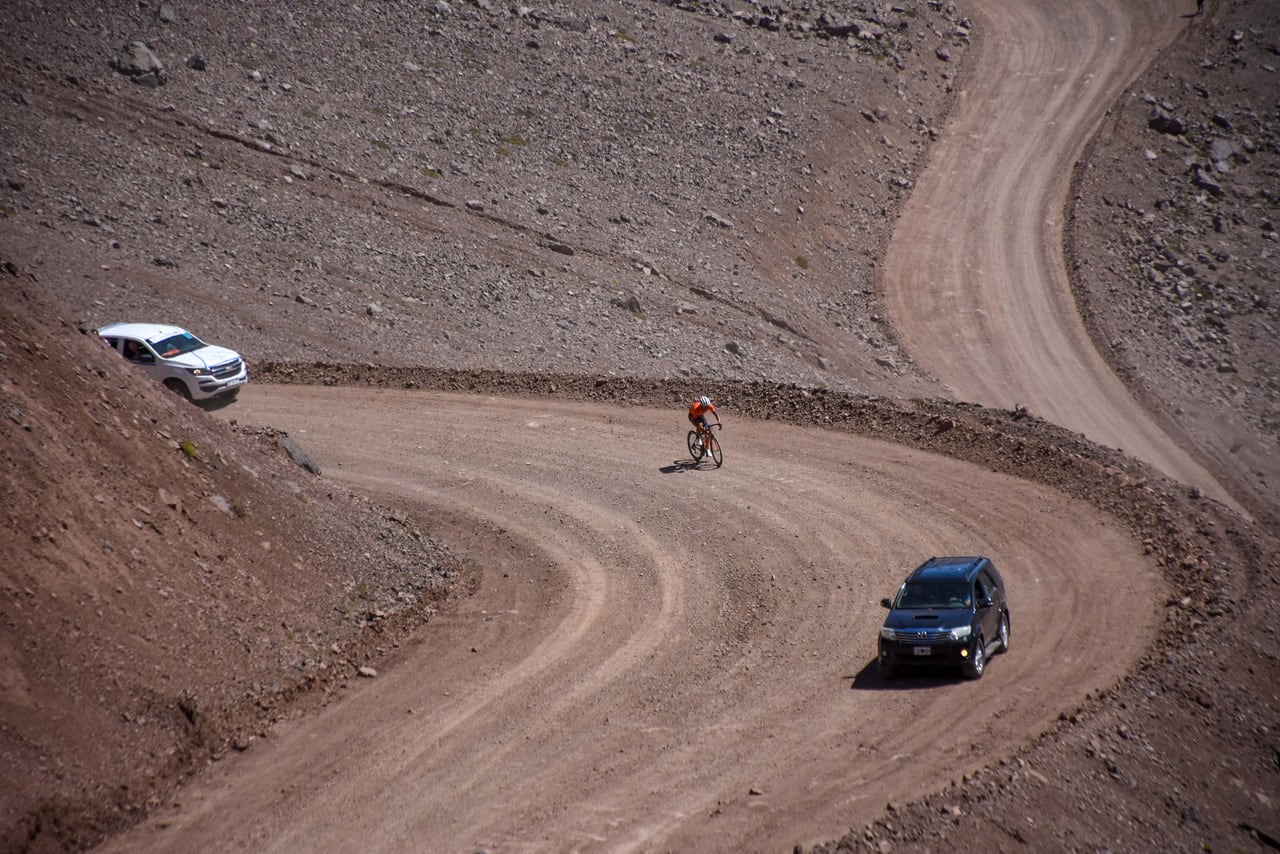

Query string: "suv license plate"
[[913, 647, 932, 656]]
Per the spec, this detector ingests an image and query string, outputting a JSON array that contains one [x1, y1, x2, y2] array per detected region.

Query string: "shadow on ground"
[[848, 657, 965, 691]]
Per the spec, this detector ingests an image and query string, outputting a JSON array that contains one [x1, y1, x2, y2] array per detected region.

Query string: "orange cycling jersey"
[[689, 400, 716, 420]]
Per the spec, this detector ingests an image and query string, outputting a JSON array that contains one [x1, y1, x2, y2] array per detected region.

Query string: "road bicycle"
[[686, 422, 723, 468]]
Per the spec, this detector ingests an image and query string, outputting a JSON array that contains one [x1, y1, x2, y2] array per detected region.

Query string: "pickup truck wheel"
[[164, 379, 193, 401]]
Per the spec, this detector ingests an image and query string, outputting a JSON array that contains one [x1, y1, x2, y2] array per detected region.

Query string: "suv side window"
[[976, 571, 997, 605]]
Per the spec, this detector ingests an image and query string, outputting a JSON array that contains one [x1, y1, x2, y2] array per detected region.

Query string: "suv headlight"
[[186, 367, 211, 376], [879, 626, 897, 641], [949, 625, 972, 641]]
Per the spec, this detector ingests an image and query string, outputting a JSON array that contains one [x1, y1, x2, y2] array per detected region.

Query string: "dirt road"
[[884, 0, 1235, 507], [103, 388, 1157, 852], [93, 1, 1206, 850]]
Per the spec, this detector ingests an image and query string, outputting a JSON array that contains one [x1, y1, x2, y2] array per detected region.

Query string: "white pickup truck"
[[98, 322, 248, 402]]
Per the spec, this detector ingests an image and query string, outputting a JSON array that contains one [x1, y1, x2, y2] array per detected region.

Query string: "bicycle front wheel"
[[707, 434, 723, 467], [687, 430, 703, 461]]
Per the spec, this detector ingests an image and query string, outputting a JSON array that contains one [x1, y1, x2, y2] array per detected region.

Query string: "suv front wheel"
[[961, 634, 986, 679]]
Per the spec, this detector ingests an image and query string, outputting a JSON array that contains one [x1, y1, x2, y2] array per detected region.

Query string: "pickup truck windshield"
[[150, 332, 206, 358]]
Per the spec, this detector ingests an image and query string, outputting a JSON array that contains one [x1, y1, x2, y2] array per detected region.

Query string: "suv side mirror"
[[978, 595, 994, 608], [880, 597, 893, 609]]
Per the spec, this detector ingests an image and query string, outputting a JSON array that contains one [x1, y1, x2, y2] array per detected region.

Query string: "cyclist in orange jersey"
[[688, 395, 721, 452]]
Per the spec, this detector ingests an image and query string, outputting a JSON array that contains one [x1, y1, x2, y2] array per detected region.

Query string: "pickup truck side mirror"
[[880, 597, 893, 609]]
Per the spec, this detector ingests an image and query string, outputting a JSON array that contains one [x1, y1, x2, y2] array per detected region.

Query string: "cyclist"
[[687, 395, 721, 453]]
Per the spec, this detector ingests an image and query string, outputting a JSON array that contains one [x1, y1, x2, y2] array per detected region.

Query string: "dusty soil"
[[1067, 0, 1280, 523], [887, 0, 1234, 507], [0, 281, 466, 851], [104, 386, 1162, 852], [1, 0, 1277, 852]]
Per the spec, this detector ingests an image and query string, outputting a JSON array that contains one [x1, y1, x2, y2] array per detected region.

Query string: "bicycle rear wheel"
[[707, 434, 723, 467], [687, 430, 703, 461]]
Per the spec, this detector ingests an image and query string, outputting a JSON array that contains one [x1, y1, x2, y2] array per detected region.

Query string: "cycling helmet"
[[699, 396, 711, 407]]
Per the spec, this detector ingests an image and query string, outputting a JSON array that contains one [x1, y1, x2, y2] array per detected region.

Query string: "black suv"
[[877, 556, 1010, 680]]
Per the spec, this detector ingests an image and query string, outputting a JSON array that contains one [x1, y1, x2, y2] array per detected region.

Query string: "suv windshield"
[[150, 332, 206, 358], [896, 580, 971, 609]]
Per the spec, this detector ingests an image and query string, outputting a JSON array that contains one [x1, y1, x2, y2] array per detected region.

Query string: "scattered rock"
[[611, 294, 642, 313], [1147, 108, 1185, 135], [1190, 164, 1223, 196], [111, 42, 166, 86], [280, 436, 322, 476]]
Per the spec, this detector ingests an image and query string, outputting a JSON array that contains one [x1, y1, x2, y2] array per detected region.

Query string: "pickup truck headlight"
[[949, 625, 972, 641], [879, 626, 897, 641], [186, 367, 211, 376]]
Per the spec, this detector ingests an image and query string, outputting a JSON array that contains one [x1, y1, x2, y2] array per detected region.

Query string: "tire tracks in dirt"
[[106, 388, 1158, 852], [883, 0, 1237, 510]]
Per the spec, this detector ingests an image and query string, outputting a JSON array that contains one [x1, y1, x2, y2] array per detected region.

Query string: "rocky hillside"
[[1068, 0, 1280, 519], [1, 0, 968, 396], [0, 269, 463, 850]]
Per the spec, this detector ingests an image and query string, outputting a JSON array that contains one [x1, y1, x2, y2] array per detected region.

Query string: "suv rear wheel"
[[997, 613, 1010, 653]]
